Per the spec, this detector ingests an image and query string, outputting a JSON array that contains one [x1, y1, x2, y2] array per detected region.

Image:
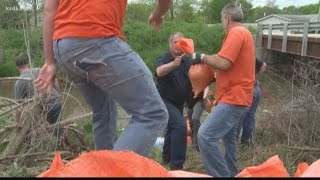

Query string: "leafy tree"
[[299, 3, 319, 14], [0, 0, 23, 29], [125, 2, 154, 22], [283, 6, 300, 14], [175, 0, 195, 23], [239, 0, 253, 22]]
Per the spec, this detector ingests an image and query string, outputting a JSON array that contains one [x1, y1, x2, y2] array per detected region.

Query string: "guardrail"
[[256, 22, 320, 57]]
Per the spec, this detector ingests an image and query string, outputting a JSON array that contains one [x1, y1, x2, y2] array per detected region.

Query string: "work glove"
[[190, 52, 203, 65]]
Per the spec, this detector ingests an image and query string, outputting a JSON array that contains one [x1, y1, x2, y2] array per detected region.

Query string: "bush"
[[0, 22, 256, 77], [0, 61, 18, 77]]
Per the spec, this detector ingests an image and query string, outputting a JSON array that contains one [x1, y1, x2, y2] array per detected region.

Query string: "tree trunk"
[[33, 0, 37, 27], [170, 7, 174, 20]]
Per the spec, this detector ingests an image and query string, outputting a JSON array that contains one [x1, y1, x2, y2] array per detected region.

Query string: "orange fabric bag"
[[174, 38, 194, 55], [38, 150, 171, 177], [300, 159, 320, 177], [188, 64, 215, 98], [236, 155, 289, 177], [38, 152, 64, 177], [294, 162, 309, 177], [169, 170, 211, 177]]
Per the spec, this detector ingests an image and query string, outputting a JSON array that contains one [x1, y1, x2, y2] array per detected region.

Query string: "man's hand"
[[173, 53, 185, 67], [148, 11, 164, 31], [148, 0, 172, 31], [190, 52, 203, 65], [33, 63, 56, 93]]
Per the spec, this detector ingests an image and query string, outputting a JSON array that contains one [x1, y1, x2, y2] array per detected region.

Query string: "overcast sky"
[[252, 0, 319, 8], [128, 0, 319, 9]]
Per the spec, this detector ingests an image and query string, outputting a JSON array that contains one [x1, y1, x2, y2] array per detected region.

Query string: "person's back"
[[216, 26, 255, 106], [53, 0, 127, 40], [14, 68, 60, 107]]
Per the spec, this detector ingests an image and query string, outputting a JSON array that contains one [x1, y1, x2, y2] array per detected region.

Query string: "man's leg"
[[54, 39, 117, 150], [162, 100, 186, 170], [241, 85, 261, 145], [55, 37, 168, 156], [198, 103, 248, 177], [190, 101, 203, 151], [47, 101, 63, 138]]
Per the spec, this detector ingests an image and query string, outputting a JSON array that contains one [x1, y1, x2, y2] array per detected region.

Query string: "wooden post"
[[267, 24, 273, 49], [282, 23, 288, 53], [301, 22, 309, 57]]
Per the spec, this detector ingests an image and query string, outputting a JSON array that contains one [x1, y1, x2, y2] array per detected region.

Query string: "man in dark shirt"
[[155, 32, 193, 170], [237, 57, 267, 146]]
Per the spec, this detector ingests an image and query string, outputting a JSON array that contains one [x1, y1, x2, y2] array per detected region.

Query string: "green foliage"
[[0, 0, 24, 29], [0, 27, 43, 75], [0, 61, 18, 77], [5, 167, 30, 177], [124, 21, 226, 73], [203, 0, 234, 24], [174, 0, 196, 23], [126, 3, 154, 22]]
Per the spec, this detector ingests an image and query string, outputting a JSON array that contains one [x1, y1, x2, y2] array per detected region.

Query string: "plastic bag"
[[188, 64, 215, 98], [236, 155, 289, 177], [174, 38, 194, 55], [38, 150, 171, 177]]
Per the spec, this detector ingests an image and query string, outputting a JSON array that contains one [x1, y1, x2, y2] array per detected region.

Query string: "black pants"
[[162, 99, 187, 170], [47, 102, 63, 137]]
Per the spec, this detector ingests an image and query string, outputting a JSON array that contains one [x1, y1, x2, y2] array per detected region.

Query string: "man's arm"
[[148, 0, 172, 31], [201, 54, 232, 71], [34, 0, 59, 93], [156, 54, 184, 77], [257, 62, 267, 77]]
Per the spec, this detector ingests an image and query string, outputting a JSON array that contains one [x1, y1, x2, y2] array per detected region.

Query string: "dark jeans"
[[237, 84, 261, 145], [187, 101, 204, 151], [47, 102, 63, 138], [162, 99, 187, 170]]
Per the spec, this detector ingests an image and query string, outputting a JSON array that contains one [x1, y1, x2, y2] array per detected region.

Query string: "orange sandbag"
[[38, 150, 172, 177], [300, 159, 320, 177], [186, 118, 191, 136], [189, 64, 215, 98], [174, 38, 194, 55], [169, 170, 212, 177], [236, 155, 289, 177], [38, 152, 64, 177], [187, 136, 192, 145], [294, 162, 309, 177], [204, 90, 215, 113]]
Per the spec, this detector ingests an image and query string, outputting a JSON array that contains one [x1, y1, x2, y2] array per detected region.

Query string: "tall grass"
[[0, 21, 241, 77]]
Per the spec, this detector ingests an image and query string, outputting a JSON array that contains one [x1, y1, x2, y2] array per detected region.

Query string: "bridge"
[[255, 22, 320, 60]]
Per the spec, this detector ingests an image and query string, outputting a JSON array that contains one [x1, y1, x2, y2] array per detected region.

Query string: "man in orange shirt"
[[34, 0, 172, 157], [190, 3, 255, 177]]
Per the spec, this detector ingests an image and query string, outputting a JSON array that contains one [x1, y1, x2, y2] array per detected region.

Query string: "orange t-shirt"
[[216, 26, 255, 106], [53, 0, 127, 40]]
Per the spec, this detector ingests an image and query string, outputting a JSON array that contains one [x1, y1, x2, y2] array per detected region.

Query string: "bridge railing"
[[256, 22, 320, 57]]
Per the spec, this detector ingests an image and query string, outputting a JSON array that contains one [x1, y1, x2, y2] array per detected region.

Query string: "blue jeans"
[[198, 103, 249, 177], [237, 85, 261, 145], [187, 100, 204, 150], [162, 99, 187, 169], [53, 36, 168, 157]]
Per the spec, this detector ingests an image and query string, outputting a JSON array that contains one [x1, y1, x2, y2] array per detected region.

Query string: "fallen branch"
[[62, 92, 87, 113], [288, 146, 320, 152], [0, 77, 32, 81], [46, 112, 92, 130], [0, 98, 34, 117], [0, 125, 16, 135], [0, 151, 75, 163]]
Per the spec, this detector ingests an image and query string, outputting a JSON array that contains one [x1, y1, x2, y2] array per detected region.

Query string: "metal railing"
[[256, 22, 320, 57]]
